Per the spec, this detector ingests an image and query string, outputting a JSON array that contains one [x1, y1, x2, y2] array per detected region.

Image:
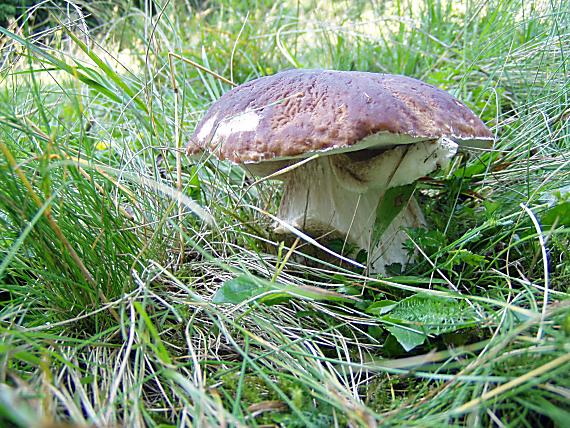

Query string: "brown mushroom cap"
[[188, 69, 493, 163]]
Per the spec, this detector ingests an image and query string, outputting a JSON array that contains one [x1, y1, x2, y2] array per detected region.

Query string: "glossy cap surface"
[[188, 69, 493, 163]]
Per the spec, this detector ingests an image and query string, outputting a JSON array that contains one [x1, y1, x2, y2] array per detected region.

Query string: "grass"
[[0, 0, 569, 426]]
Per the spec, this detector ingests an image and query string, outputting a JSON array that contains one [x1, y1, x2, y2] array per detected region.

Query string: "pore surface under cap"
[[188, 69, 493, 163]]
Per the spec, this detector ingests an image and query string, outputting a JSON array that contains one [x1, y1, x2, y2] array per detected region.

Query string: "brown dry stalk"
[[168, 52, 237, 87]]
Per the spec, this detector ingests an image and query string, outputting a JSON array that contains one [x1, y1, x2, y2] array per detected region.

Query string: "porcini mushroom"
[[188, 69, 493, 273]]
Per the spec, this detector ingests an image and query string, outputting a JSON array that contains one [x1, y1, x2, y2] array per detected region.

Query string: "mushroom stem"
[[274, 156, 380, 245], [273, 138, 458, 273]]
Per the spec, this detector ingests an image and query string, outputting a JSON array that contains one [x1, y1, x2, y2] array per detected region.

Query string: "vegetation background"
[[0, 0, 568, 426]]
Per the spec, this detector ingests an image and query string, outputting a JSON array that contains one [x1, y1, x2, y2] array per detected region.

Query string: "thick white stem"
[[270, 139, 458, 273], [274, 156, 381, 245]]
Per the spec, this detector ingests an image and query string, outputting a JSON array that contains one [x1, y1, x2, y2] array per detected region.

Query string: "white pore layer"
[[273, 138, 458, 274]]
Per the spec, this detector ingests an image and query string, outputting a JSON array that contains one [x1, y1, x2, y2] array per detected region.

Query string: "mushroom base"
[[368, 196, 425, 274]]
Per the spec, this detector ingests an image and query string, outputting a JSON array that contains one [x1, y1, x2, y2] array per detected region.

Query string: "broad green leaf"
[[80, 375, 95, 385], [539, 185, 570, 228], [385, 325, 427, 351], [379, 293, 478, 351], [453, 153, 494, 178], [0, 344, 41, 365], [541, 202, 570, 228], [211, 275, 269, 304], [187, 166, 202, 199], [366, 300, 398, 316], [212, 275, 357, 305]]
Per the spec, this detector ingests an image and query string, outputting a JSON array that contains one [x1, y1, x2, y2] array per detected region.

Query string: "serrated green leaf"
[[380, 293, 479, 351], [447, 249, 487, 267]]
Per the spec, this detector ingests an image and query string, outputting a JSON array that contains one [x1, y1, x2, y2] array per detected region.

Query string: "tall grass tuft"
[[0, 0, 568, 426]]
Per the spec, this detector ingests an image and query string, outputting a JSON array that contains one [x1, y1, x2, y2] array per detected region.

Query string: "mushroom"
[[188, 69, 493, 274]]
